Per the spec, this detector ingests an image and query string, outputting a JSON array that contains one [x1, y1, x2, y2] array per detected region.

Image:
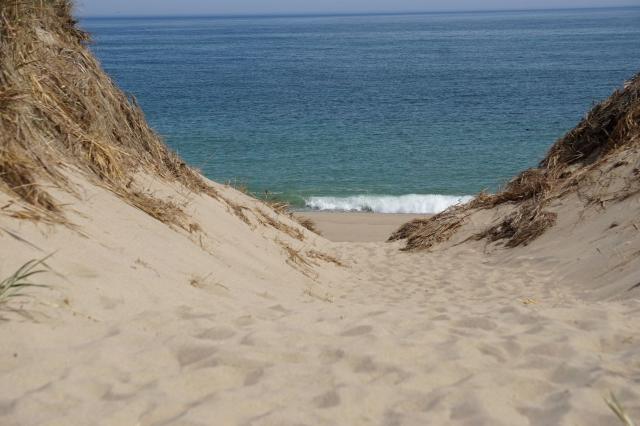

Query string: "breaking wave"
[[304, 194, 473, 214]]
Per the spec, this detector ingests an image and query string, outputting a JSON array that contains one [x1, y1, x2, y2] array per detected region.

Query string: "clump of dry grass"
[[224, 178, 250, 195], [392, 72, 640, 250], [491, 168, 551, 205], [218, 194, 252, 226], [281, 243, 310, 267], [125, 190, 200, 232], [0, 0, 217, 228], [472, 201, 557, 247], [388, 208, 471, 250], [0, 150, 60, 215], [306, 249, 344, 267], [259, 196, 322, 236], [544, 77, 640, 170], [296, 216, 322, 235], [262, 198, 290, 215], [255, 208, 304, 241], [216, 189, 319, 238], [277, 240, 316, 278]]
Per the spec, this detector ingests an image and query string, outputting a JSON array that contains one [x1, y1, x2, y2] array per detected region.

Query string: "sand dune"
[[1, 2, 639, 425], [1, 169, 639, 425]]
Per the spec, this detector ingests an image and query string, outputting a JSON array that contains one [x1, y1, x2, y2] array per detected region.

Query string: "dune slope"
[[391, 73, 640, 300]]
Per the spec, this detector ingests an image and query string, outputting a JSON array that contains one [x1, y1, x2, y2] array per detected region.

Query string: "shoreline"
[[295, 211, 429, 242]]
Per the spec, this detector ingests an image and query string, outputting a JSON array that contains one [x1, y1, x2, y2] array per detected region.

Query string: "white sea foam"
[[304, 194, 473, 214]]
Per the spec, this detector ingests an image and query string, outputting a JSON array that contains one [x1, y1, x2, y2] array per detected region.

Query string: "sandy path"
[[4, 239, 638, 425]]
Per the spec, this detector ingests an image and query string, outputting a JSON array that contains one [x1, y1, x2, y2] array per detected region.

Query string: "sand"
[[1, 170, 639, 426], [295, 212, 428, 242], [2, 4, 640, 423]]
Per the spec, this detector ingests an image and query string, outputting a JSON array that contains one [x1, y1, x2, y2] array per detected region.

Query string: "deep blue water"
[[82, 8, 640, 212]]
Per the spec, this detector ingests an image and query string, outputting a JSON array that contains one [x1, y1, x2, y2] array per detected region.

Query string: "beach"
[[2, 175, 639, 425], [1, 2, 640, 425], [295, 212, 428, 242]]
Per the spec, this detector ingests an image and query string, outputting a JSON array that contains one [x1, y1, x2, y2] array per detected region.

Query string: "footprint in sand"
[[244, 368, 265, 386], [197, 326, 236, 341], [175, 345, 218, 368], [453, 317, 497, 331], [340, 325, 373, 336], [319, 348, 345, 364], [313, 390, 341, 409], [352, 356, 377, 373]]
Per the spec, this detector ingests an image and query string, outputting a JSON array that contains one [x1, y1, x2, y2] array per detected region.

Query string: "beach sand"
[[2, 5, 639, 423], [295, 212, 428, 242], [1, 175, 639, 425]]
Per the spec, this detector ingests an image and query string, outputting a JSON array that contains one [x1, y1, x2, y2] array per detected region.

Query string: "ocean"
[[82, 7, 640, 213]]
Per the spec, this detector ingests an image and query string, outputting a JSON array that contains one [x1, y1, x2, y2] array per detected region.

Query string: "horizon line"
[[78, 4, 639, 20]]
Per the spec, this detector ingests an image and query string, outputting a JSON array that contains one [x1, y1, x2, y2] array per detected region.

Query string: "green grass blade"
[[0, 255, 52, 305], [605, 392, 636, 426]]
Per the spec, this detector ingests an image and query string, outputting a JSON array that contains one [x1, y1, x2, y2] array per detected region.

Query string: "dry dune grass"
[[212, 190, 317, 242], [262, 199, 290, 215], [261, 197, 322, 235], [124, 190, 202, 232], [219, 195, 252, 226], [276, 240, 316, 278], [544, 77, 640, 170], [472, 202, 558, 248], [219, 183, 322, 235], [392, 73, 640, 250], [306, 249, 345, 267], [0, 0, 217, 228], [296, 216, 322, 235], [389, 210, 471, 250], [255, 208, 305, 241]]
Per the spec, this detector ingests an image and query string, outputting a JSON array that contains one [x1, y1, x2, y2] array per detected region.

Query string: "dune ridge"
[[391, 72, 640, 250], [0, 2, 639, 425]]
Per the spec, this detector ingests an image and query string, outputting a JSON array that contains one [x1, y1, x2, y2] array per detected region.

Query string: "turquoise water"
[[83, 8, 640, 212]]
